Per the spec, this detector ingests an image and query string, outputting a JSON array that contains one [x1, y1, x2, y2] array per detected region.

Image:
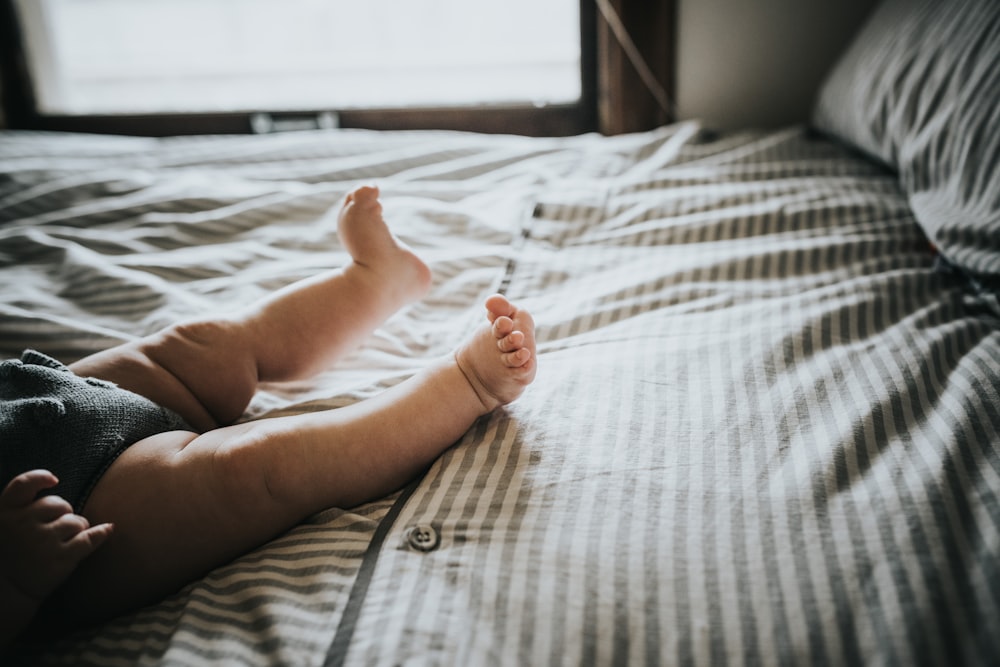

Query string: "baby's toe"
[[492, 316, 514, 339], [350, 184, 380, 202], [497, 331, 524, 352], [501, 348, 532, 368], [485, 294, 515, 320]]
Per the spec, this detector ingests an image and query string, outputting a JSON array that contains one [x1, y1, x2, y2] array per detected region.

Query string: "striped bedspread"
[[2, 124, 998, 666]]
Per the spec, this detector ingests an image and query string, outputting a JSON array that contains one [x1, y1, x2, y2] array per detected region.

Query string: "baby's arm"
[[0, 470, 113, 647]]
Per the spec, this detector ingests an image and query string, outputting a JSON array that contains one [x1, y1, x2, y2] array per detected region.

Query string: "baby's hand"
[[0, 470, 113, 603]]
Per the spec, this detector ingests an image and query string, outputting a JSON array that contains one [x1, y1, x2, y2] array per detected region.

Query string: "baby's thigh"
[[46, 424, 288, 629]]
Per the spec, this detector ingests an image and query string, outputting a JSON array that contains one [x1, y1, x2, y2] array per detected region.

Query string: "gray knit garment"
[[0, 350, 190, 511]]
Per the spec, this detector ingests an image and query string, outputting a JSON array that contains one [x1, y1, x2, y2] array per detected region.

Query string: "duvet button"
[[407, 524, 439, 552]]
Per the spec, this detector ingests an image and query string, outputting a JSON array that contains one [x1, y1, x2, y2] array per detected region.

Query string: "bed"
[[2, 0, 998, 664]]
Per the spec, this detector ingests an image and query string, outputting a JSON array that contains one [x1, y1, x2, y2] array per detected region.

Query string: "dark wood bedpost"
[[597, 0, 676, 135]]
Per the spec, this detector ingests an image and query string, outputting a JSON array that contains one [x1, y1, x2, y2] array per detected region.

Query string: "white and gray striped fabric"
[[2, 124, 998, 666], [813, 0, 1000, 290]]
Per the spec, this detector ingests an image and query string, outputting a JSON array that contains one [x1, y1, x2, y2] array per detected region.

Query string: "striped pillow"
[[812, 0, 1000, 289]]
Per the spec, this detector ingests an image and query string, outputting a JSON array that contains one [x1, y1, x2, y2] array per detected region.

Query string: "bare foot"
[[455, 294, 537, 413], [337, 185, 432, 305]]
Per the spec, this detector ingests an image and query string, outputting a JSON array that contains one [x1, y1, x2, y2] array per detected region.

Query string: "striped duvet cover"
[[2, 123, 998, 666]]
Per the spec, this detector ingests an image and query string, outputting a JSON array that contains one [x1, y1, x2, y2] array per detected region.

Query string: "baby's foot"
[[455, 295, 537, 413], [337, 185, 432, 305]]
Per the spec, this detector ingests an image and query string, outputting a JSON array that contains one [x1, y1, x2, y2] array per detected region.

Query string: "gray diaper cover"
[[0, 350, 190, 511]]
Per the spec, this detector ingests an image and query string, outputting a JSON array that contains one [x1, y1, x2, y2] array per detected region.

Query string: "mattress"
[[2, 123, 998, 665]]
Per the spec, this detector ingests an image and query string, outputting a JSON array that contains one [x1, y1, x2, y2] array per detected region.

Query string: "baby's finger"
[[29, 494, 75, 522], [50, 512, 92, 541], [66, 522, 114, 561], [0, 469, 59, 508]]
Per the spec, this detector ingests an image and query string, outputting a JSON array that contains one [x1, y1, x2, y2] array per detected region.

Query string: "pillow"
[[812, 0, 1000, 290]]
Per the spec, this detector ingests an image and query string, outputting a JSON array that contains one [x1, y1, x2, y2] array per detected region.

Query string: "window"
[[4, 0, 597, 136], [19, 0, 581, 115]]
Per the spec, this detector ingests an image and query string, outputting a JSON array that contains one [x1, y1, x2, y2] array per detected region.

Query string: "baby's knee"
[[161, 318, 242, 354], [143, 318, 259, 426]]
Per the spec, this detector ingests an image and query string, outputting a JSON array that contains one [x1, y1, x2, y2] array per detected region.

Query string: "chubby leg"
[[69, 185, 432, 431], [45, 296, 536, 628]]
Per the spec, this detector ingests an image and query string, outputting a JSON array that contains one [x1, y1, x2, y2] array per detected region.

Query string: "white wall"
[[675, 0, 878, 130]]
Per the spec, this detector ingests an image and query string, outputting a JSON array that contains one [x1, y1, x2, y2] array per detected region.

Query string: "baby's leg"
[[70, 185, 431, 431], [238, 184, 432, 382], [45, 296, 536, 629]]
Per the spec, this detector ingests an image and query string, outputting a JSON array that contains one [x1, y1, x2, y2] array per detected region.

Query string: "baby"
[[0, 185, 536, 645]]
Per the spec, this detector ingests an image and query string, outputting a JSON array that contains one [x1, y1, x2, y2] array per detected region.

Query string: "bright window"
[[16, 0, 582, 115]]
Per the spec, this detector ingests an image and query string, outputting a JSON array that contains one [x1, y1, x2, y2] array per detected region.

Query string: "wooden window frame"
[[1, 0, 672, 137]]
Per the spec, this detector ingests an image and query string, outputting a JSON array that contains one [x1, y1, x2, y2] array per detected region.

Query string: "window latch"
[[250, 111, 340, 134]]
